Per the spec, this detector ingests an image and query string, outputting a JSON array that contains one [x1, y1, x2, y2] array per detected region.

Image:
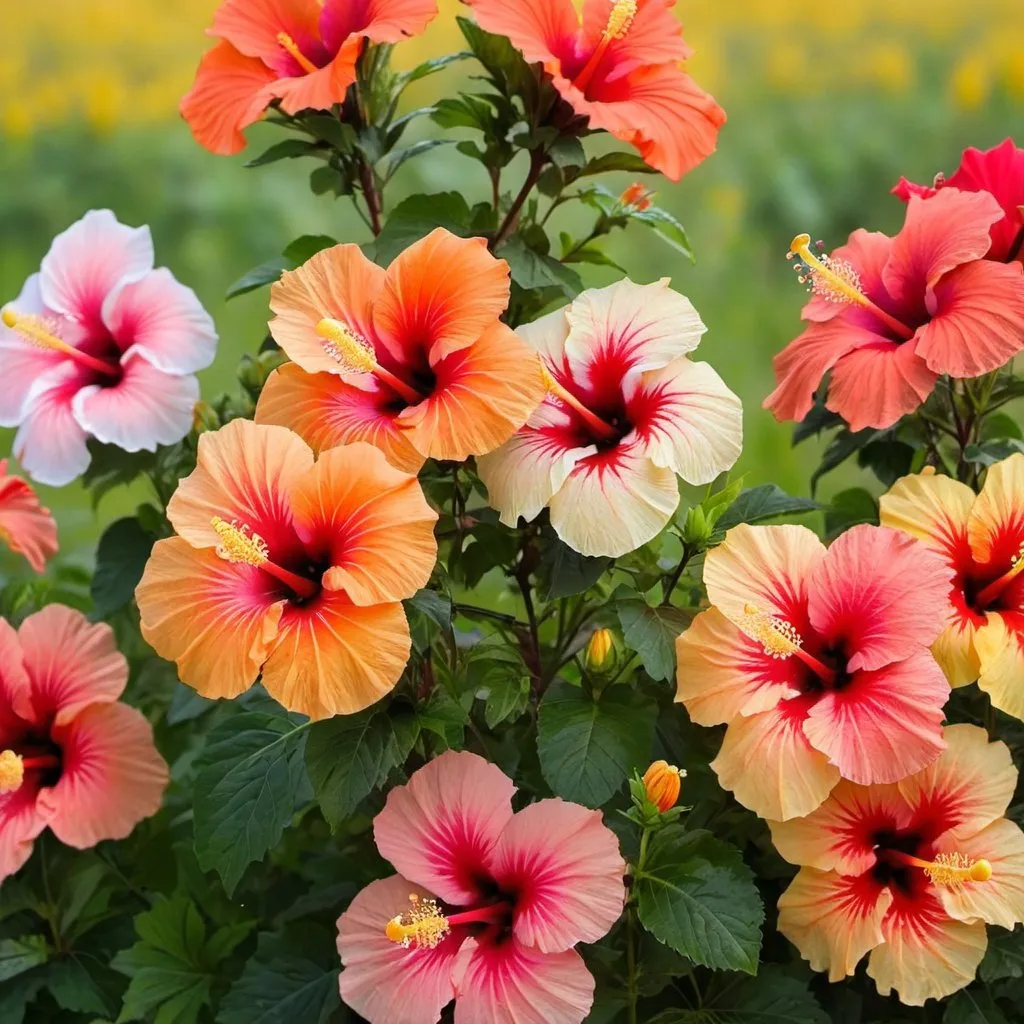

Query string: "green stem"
[[661, 544, 695, 605], [491, 149, 546, 251], [627, 827, 654, 1024]]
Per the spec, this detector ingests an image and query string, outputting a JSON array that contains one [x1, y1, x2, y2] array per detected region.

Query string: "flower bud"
[[585, 628, 614, 669], [192, 400, 220, 435], [642, 760, 685, 812], [620, 182, 654, 211]]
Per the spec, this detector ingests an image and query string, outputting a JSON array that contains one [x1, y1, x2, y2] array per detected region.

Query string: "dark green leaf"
[[498, 236, 583, 297], [578, 151, 654, 177], [0, 968, 46, 1024], [981, 926, 1024, 982], [825, 487, 878, 539], [48, 956, 120, 1016], [964, 439, 1024, 467], [944, 988, 1011, 1024], [715, 484, 820, 535], [245, 139, 319, 168], [538, 680, 657, 806], [282, 235, 337, 265], [456, 16, 536, 99], [405, 589, 453, 655], [857, 436, 916, 487], [226, 258, 290, 300], [399, 52, 471, 86], [193, 711, 311, 896], [309, 166, 340, 195], [538, 537, 612, 600], [305, 114, 356, 152], [617, 602, 690, 682], [90, 517, 154, 617], [548, 136, 586, 170], [483, 667, 530, 729], [0, 937, 49, 982], [792, 399, 843, 446], [633, 206, 695, 261], [386, 139, 454, 180], [635, 828, 764, 973], [369, 192, 473, 265], [82, 443, 158, 507]]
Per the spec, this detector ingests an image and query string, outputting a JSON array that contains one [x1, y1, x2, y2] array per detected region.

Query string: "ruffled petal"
[[373, 750, 515, 906], [292, 442, 437, 605], [0, 461, 58, 573], [808, 524, 953, 672], [967, 452, 1024, 565], [260, 592, 411, 719], [711, 698, 841, 821], [337, 875, 463, 1024], [18, 605, 127, 726], [674, 607, 801, 727], [399, 323, 546, 462], [516, 306, 572, 366], [0, 781, 45, 882], [322, 0, 439, 47], [40, 702, 167, 849], [491, 800, 625, 953], [14, 370, 92, 487], [580, 0, 691, 72], [0, 617, 32, 728], [452, 939, 594, 1024], [211, 0, 323, 61], [266, 52, 360, 117], [777, 868, 891, 982], [136, 537, 284, 701], [975, 612, 1024, 720], [464, 0, 580, 66]]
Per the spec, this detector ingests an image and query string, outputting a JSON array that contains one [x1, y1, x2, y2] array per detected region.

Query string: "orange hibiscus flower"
[[254, 229, 545, 469], [135, 419, 438, 720], [181, 0, 439, 155], [465, 0, 725, 181]]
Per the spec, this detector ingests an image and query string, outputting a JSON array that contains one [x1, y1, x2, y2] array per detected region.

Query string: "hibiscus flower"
[[477, 278, 742, 558], [771, 724, 1024, 1005], [0, 460, 58, 573], [881, 456, 1024, 717], [254, 229, 545, 469], [675, 523, 953, 820], [465, 0, 725, 181], [181, 0, 439, 155], [135, 419, 437, 720], [0, 605, 168, 881], [893, 138, 1024, 263], [337, 750, 625, 1024], [764, 188, 1024, 431], [0, 210, 217, 487]]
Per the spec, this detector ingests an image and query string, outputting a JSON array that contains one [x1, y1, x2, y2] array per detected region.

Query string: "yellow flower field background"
[[1, 0, 1022, 558]]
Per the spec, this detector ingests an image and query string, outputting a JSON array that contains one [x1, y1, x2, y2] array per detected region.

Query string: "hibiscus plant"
[[3, 3, 1024, 1024]]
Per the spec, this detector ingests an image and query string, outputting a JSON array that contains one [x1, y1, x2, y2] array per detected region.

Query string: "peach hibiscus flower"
[[0, 210, 217, 487], [337, 750, 625, 1024], [771, 725, 1024, 1005], [765, 189, 1024, 431], [675, 523, 954, 820], [182, 0, 439, 155], [136, 419, 437, 720], [477, 279, 742, 558], [0, 460, 58, 573], [465, 0, 725, 181], [254, 229, 545, 472], [0, 605, 168, 881], [881, 456, 1024, 716]]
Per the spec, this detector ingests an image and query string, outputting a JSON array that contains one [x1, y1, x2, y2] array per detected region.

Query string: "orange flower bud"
[[585, 628, 615, 669], [642, 760, 685, 812], [620, 183, 654, 211]]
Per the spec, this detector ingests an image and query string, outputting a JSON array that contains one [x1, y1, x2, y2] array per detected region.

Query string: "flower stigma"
[[276, 32, 319, 75], [574, 0, 637, 91], [0, 750, 25, 794], [887, 849, 993, 890], [976, 542, 1024, 608], [741, 603, 837, 684], [385, 894, 451, 950], [314, 318, 425, 405], [2, 306, 120, 377], [210, 517, 319, 600]]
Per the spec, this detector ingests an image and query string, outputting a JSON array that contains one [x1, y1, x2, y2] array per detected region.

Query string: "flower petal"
[[580, 0, 691, 71], [808, 524, 953, 672], [967, 452, 1024, 565], [0, 781, 45, 883], [491, 800, 625, 953], [40, 702, 167, 849], [777, 868, 891, 982], [451, 939, 594, 1024], [321, 0, 439, 46], [211, 0, 323, 61], [0, 461, 58, 573], [711, 698, 841, 821], [261, 592, 411, 719], [464, 0, 579, 67], [136, 537, 284, 701], [974, 612, 1024, 720], [802, 229, 893, 324], [373, 750, 515, 906], [14, 370, 92, 487], [266, 53, 360, 117], [337, 875, 463, 1024], [0, 617, 32, 727], [293, 442, 437, 605]]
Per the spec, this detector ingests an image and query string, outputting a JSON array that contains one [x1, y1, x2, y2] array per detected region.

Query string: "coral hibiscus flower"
[[770, 724, 1024, 1005], [136, 419, 437, 720], [893, 139, 1024, 263], [0, 460, 58, 573], [337, 750, 625, 1024], [181, 0, 439, 155], [0, 605, 168, 881], [675, 523, 953, 820], [881, 456, 1024, 717], [477, 279, 742, 558], [0, 210, 217, 487], [465, 0, 725, 181], [764, 189, 1024, 431], [254, 229, 545, 470]]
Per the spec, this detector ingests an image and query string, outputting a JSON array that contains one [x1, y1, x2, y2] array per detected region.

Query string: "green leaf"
[[538, 680, 657, 807], [498, 235, 583, 298], [386, 139, 454, 180], [305, 114, 356, 152], [193, 711, 311, 896], [538, 537, 612, 600], [309, 166, 340, 195], [48, 956, 120, 1017], [578, 151, 655, 177], [633, 206, 695, 261], [305, 707, 419, 829], [282, 235, 337, 265], [635, 828, 764, 974], [825, 487, 878, 539], [981, 926, 1024, 982], [369, 192, 473, 265], [218, 932, 340, 1024], [456, 16, 536, 99], [226, 258, 290, 300], [0, 968, 46, 1024], [245, 139, 319, 168], [483, 667, 530, 729], [944, 988, 1011, 1024], [964, 439, 1024, 467], [90, 517, 154, 617], [398, 51, 471, 87], [82, 443, 158, 507], [617, 602, 690, 682], [715, 484, 820, 535], [0, 937, 49, 982], [548, 136, 586, 170], [405, 589, 452, 655]]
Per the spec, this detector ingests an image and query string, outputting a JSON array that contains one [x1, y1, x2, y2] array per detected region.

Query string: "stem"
[[491, 150, 545, 252], [661, 544, 695, 606], [359, 157, 383, 237], [454, 604, 523, 628], [627, 827, 654, 1024]]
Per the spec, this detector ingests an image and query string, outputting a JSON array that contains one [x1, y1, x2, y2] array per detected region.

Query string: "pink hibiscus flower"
[[0, 459, 58, 573], [0, 210, 218, 487], [336, 750, 626, 1024], [0, 605, 168, 881], [764, 189, 1024, 431], [893, 139, 1024, 263]]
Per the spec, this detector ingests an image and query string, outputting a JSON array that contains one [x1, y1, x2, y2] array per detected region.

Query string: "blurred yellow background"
[[1, 0, 1022, 565]]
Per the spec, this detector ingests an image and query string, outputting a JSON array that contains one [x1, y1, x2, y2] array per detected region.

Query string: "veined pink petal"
[[0, 617, 33, 727], [802, 230, 893, 324], [0, 459, 59, 573], [0, 779, 45, 883], [13, 368, 92, 487]]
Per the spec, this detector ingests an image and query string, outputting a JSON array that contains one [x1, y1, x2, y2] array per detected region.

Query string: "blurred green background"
[[2, 0, 1023, 572]]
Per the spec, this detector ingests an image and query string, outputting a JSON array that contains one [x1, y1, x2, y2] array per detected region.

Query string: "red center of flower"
[[2, 307, 121, 379], [742, 604, 839, 687], [0, 738, 62, 796], [573, 0, 638, 92], [870, 827, 992, 896], [211, 517, 321, 602], [276, 32, 321, 75], [973, 542, 1024, 609], [384, 893, 513, 950]]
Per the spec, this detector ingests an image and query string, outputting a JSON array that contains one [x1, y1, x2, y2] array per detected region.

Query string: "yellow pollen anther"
[[315, 319, 378, 374], [923, 853, 993, 890], [3, 307, 69, 353], [605, 0, 637, 39], [276, 32, 319, 75], [742, 603, 802, 659], [211, 517, 269, 567], [385, 894, 451, 950], [788, 234, 866, 307], [0, 750, 25, 794]]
